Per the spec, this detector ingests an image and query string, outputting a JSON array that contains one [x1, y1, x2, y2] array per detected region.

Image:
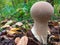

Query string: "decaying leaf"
[[7, 28, 21, 35], [17, 36, 28, 45], [15, 37, 21, 44]]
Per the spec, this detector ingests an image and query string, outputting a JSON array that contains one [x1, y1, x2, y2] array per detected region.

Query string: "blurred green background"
[[0, 0, 60, 22]]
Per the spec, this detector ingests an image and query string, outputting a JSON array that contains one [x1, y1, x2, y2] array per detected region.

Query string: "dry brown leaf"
[[17, 36, 28, 45], [15, 37, 21, 44]]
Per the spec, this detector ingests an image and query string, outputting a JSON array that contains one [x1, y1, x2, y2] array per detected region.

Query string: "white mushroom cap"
[[30, 1, 54, 22]]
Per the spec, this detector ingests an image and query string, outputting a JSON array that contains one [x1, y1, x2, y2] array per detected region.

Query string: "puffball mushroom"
[[30, 1, 54, 44]]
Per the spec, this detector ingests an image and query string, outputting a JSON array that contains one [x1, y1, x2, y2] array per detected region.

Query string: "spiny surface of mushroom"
[[30, 1, 54, 44]]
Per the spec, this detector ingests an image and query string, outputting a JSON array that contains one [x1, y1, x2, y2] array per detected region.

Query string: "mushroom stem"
[[31, 21, 50, 44]]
